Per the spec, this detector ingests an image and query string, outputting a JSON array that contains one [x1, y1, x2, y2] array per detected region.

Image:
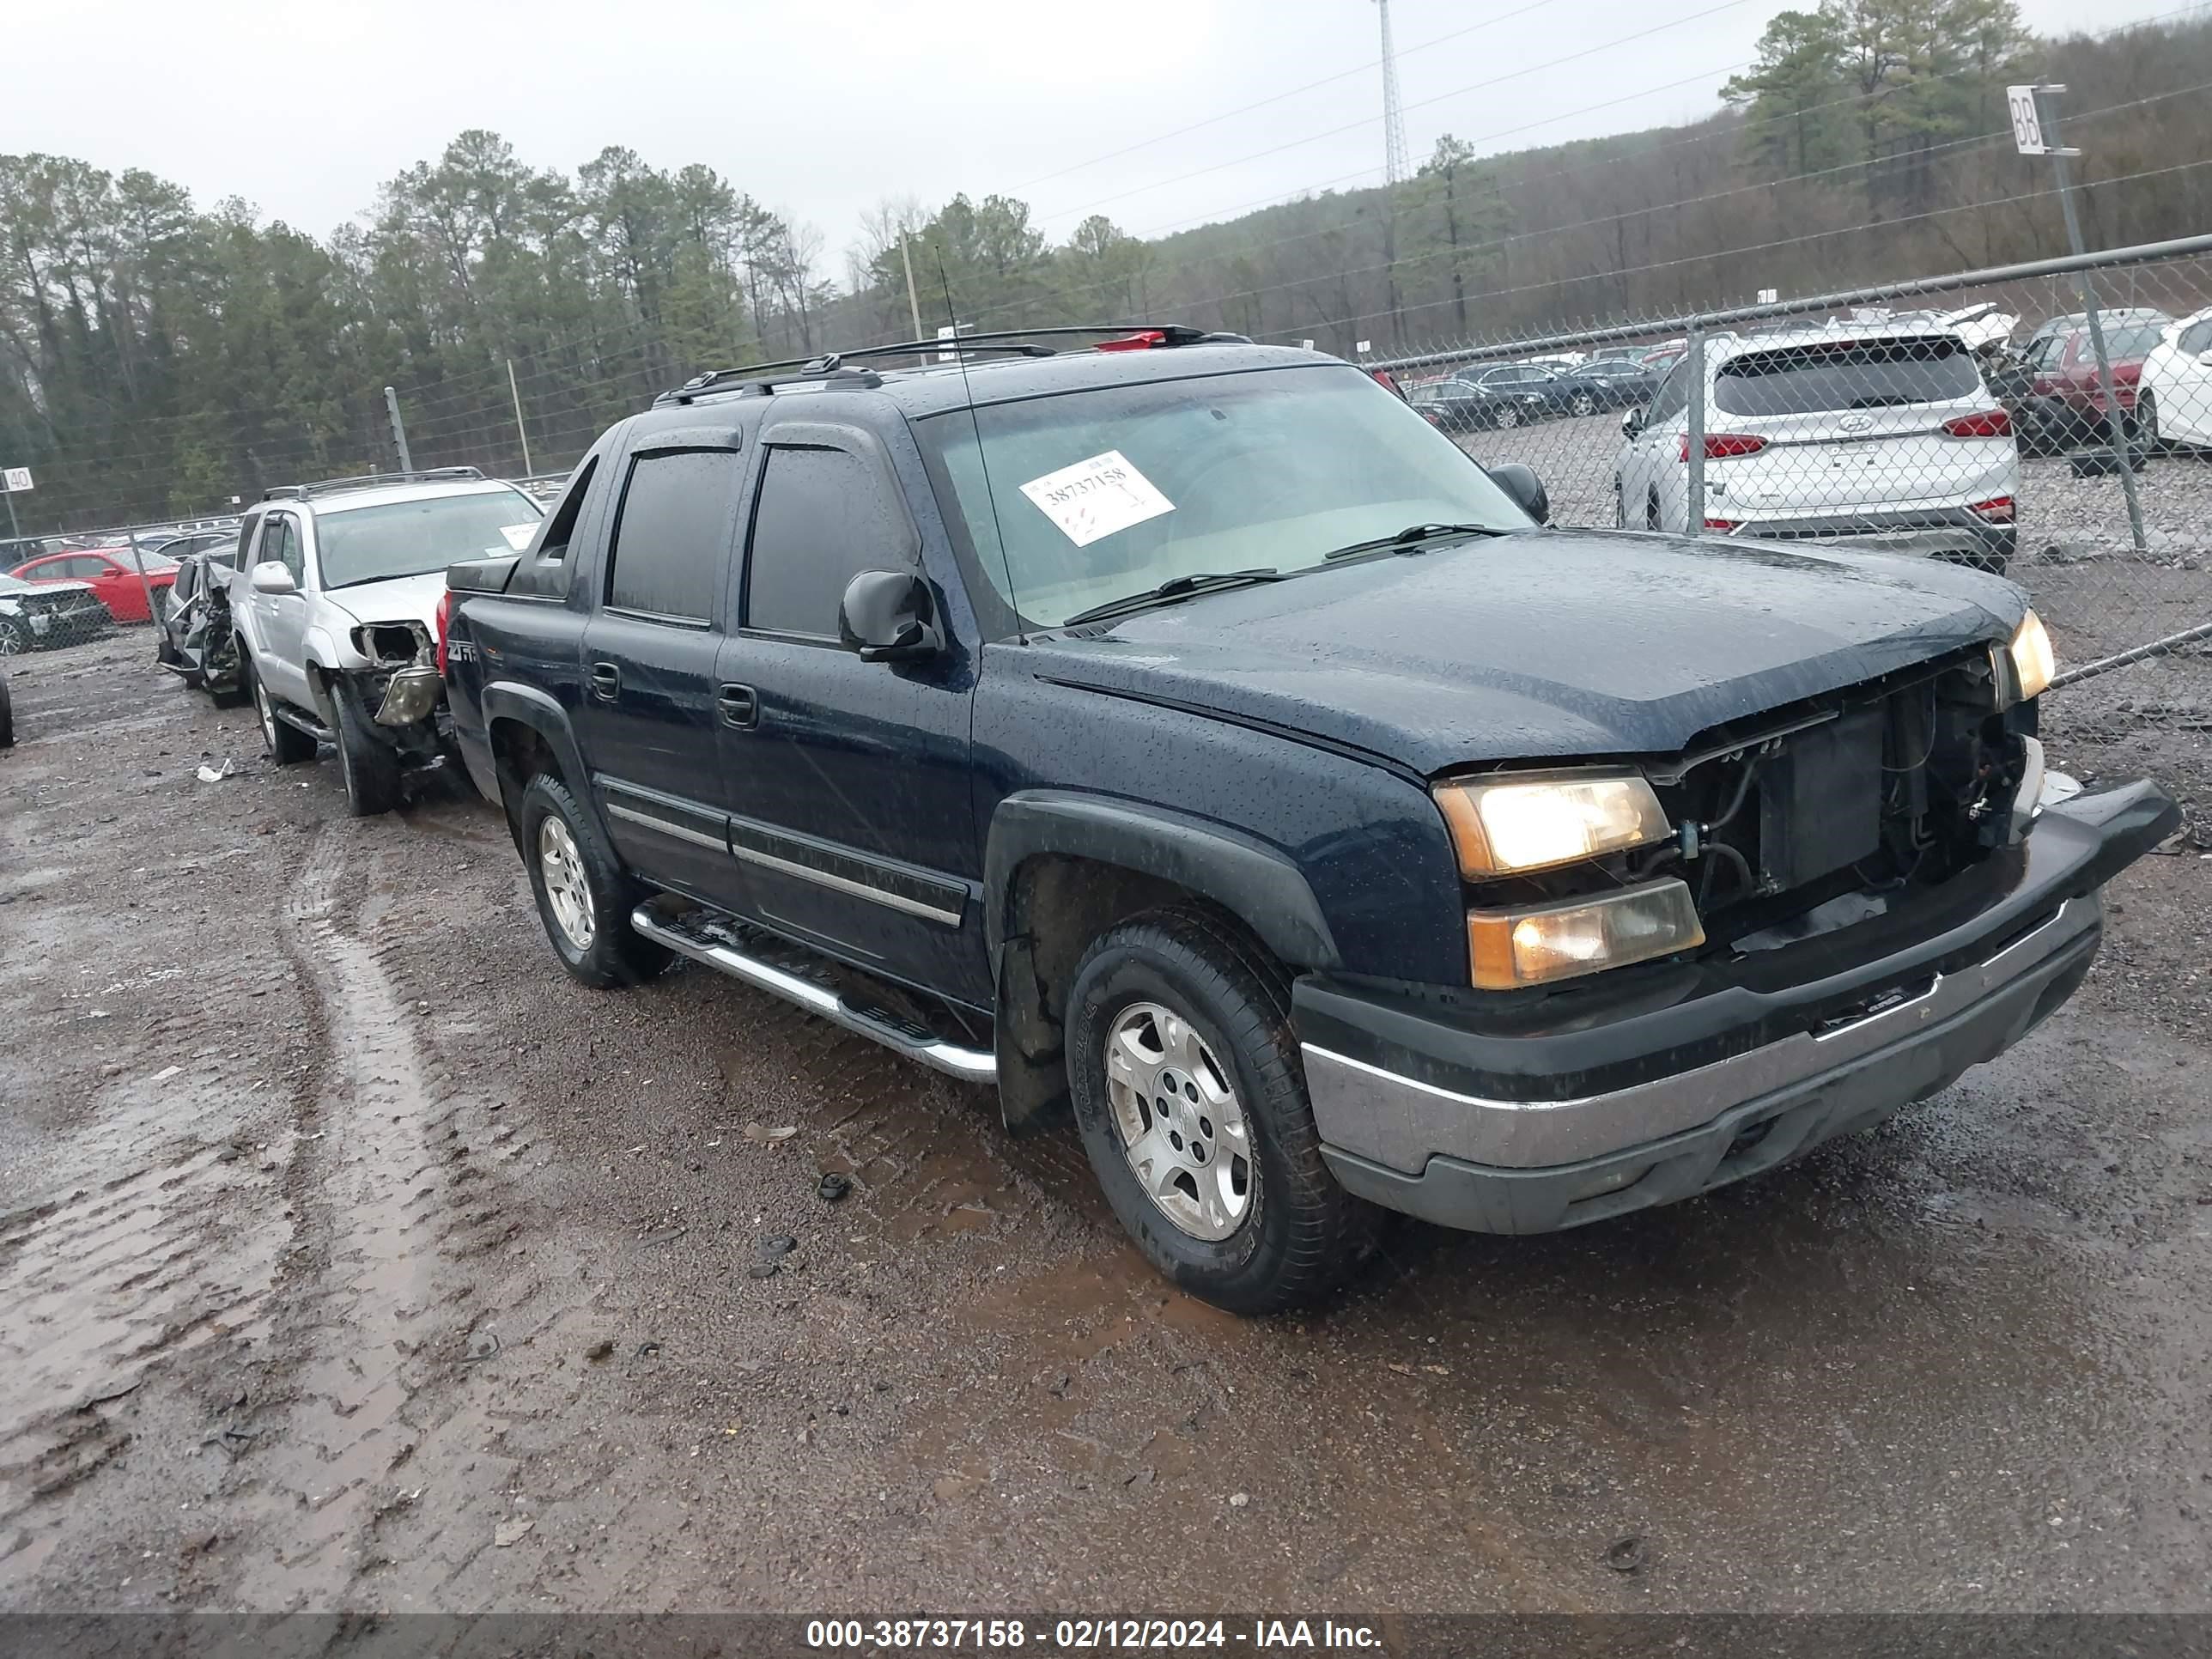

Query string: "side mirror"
[[250, 561, 296, 596], [1620, 406, 1645, 439], [1487, 462, 1550, 526], [838, 570, 943, 664]]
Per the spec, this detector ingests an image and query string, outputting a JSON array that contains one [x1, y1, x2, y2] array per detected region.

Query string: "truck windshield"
[[917, 363, 1529, 629], [315, 490, 543, 589]]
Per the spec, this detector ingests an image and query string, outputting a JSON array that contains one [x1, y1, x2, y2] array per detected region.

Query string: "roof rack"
[[263, 466, 486, 501], [654, 325, 1249, 406]]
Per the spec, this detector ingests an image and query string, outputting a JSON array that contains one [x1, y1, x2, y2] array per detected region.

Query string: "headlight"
[[1468, 878, 1705, 990], [1434, 772, 1672, 877], [2008, 609, 2055, 702]]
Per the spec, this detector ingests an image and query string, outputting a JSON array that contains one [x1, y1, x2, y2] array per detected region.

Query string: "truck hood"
[[1016, 529, 2022, 775], [319, 572, 447, 630]]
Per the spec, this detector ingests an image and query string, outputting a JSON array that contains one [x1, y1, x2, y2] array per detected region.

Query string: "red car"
[[13, 546, 180, 623], [2008, 313, 2171, 452]]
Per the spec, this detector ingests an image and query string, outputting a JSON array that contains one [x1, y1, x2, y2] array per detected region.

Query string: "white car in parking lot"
[[1613, 325, 2021, 570], [2136, 306, 2212, 450]]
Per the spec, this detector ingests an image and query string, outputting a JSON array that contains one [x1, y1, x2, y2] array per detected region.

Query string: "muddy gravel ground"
[[1, 621, 2208, 1626]]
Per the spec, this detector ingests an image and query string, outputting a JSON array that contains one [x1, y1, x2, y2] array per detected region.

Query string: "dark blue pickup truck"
[[441, 328, 2177, 1314]]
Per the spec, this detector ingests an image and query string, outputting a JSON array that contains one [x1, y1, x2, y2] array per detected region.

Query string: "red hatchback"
[[13, 547, 180, 623]]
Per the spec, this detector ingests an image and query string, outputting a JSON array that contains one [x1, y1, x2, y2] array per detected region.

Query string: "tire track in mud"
[[222, 825, 482, 1606]]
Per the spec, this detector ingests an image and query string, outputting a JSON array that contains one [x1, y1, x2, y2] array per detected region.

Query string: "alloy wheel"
[[1102, 1000, 1255, 1242], [254, 676, 277, 749], [537, 815, 596, 951]]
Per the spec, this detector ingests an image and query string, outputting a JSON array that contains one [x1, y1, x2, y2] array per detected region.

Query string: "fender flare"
[[479, 681, 615, 848], [983, 790, 1340, 971]]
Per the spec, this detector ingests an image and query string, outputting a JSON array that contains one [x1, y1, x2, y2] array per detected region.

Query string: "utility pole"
[[2012, 82, 2148, 556], [899, 233, 927, 343], [507, 359, 533, 476], [384, 386, 415, 475]]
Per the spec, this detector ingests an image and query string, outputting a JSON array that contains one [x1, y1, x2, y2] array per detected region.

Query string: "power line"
[[1036, 0, 1767, 227], [1248, 155, 2212, 341], [990, 0, 2212, 327], [1006, 0, 1559, 194], [1138, 78, 2212, 326]]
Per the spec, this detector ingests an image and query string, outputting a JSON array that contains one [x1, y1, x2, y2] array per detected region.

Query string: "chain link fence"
[[1376, 232, 2212, 835]]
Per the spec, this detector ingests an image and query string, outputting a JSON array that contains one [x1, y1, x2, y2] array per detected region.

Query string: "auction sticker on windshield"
[[1018, 450, 1174, 547], [500, 524, 537, 550]]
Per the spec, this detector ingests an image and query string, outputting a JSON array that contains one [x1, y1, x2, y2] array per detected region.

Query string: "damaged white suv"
[[229, 470, 543, 815]]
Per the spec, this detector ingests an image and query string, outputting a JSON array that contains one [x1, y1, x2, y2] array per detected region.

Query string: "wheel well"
[[1007, 854, 1278, 1030], [490, 715, 563, 805], [996, 854, 1282, 1137]]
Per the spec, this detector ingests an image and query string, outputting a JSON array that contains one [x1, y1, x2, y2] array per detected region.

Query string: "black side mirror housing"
[[1487, 462, 1549, 526], [1620, 405, 1644, 439], [838, 570, 943, 663]]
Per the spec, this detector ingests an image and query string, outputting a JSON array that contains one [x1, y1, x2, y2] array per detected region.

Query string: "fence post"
[[384, 386, 415, 474], [506, 358, 533, 476], [2039, 88, 2148, 558], [1685, 322, 1707, 532]]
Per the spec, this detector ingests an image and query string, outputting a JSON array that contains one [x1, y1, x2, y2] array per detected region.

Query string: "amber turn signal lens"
[[1468, 879, 1705, 989]]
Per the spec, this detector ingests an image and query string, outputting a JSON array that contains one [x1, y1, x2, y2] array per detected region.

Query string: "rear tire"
[[1065, 906, 1379, 1316], [332, 684, 403, 817], [1493, 403, 1522, 428], [252, 661, 317, 765], [515, 774, 673, 988]]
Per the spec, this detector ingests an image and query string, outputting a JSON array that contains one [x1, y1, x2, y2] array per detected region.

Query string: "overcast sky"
[[6, 0, 2131, 270]]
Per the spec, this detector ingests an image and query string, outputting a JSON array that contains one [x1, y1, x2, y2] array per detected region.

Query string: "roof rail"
[[655, 324, 1247, 406], [263, 466, 486, 501]]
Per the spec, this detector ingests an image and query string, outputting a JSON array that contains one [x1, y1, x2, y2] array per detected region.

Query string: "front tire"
[[1569, 391, 1599, 417], [1065, 907, 1376, 1316], [332, 684, 403, 817], [515, 774, 672, 988], [252, 662, 316, 765], [0, 617, 30, 658]]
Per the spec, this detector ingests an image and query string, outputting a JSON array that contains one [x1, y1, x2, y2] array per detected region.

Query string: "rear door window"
[[605, 450, 744, 623], [1713, 337, 1980, 417]]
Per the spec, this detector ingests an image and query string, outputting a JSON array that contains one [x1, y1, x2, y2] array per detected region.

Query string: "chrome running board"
[[630, 903, 996, 1085]]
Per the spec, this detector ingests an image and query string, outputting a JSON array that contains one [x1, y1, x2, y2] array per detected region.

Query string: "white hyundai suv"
[[1613, 325, 2020, 570], [228, 469, 543, 815]]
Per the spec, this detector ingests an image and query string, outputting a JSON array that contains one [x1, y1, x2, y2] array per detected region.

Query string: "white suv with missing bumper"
[[228, 470, 543, 815], [1613, 324, 2021, 570]]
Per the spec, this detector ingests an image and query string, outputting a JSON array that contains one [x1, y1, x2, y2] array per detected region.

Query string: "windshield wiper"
[[1322, 522, 1508, 562], [1058, 567, 1285, 629]]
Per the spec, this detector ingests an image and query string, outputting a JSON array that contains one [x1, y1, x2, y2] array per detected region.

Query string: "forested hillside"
[[5, 0, 2210, 530]]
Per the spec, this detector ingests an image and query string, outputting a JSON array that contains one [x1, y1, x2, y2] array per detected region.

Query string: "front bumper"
[[1297, 781, 2179, 1235], [28, 601, 114, 644]]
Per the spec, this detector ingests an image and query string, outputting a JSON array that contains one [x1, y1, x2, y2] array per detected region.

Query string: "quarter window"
[[605, 450, 744, 623]]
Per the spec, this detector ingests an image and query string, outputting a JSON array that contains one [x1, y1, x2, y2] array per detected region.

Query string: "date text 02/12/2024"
[[803, 1618, 1385, 1650]]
